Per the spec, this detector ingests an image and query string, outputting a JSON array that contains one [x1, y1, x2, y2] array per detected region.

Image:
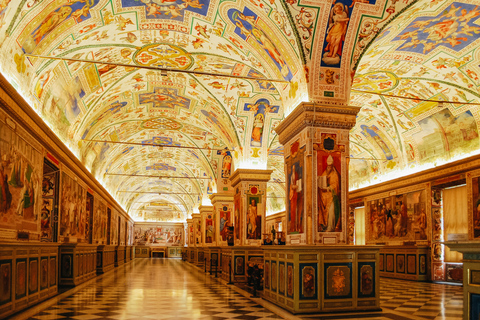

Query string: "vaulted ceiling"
[[0, 0, 478, 221]]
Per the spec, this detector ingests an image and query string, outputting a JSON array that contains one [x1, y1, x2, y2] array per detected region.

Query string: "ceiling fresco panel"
[[1, 0, 480, 221]]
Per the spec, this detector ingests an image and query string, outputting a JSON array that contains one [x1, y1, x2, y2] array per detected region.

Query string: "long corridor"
[[10, 259, 463, 320]]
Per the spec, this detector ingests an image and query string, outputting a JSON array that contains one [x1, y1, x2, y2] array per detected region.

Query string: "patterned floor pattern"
[[18, 259, 282, 320], [379, 278, 463, 320], [12, 259, 464, 320]]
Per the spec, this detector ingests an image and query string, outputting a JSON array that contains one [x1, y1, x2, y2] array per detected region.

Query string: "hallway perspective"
[[10, 259, 463, 320]]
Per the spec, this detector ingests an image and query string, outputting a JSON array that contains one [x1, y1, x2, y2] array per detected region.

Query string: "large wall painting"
[[0, 118, 42, 237], [133, 223, 183, 246], [286, 140, 304, 234], [60, 172, 87, 242], [367, 190, 426, 242], [93, 197, 107, 244], [472, 176, 480, 238], [41, 172, 56, 242]]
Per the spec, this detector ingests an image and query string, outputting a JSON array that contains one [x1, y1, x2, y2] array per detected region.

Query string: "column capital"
[[209, 192, 234, 205], [198, 205, 214, 215], [230, 169, 273, 188], [191, 213, 201, 219], [275, 102, 360, 145]]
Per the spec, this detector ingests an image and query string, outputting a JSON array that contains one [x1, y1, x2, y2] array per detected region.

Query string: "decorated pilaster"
[[275, 102, 359, 245], [210, 193, 234, 246], [199, 205, 215, 246], [230, 169, 272, 246], [192, 213, 202, 246], [186, 218, 193, 246]]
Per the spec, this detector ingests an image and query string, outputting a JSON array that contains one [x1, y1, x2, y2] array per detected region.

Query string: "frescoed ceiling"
[[0, 0, 479, 221], [349, 0, 480, 188]]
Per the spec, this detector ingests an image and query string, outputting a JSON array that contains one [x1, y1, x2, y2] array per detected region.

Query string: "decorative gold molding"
[[275, 102, 360, 145], [350, 154, 480, 200], [229, 168, 273, 188], [198, 205, 214, 215], [209, 193, 234, 204]]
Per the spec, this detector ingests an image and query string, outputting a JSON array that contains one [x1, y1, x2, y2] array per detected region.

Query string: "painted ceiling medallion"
[[134, 43, 194, 70], [352, 71, 399, 93], [141, 117, 183, 130]]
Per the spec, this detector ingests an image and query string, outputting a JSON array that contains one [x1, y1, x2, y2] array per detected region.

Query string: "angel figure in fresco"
[[323, 2, 349, 63], [251, 113, 264, 147]]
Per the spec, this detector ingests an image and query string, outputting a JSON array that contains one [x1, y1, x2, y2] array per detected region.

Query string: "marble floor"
[[10, 259, 463, 320]]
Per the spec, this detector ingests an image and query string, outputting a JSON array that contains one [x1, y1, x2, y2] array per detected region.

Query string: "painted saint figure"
[[247, 199, 258, 239], [323, 2, 349, 65], [318, 155, 340, 232], [251, 113, 264, 147], [289, 163, 302, 232]]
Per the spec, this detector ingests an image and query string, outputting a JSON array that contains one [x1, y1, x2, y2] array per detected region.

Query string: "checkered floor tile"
[[380, 278, 463, 320], [23, 259, 283, 320], [14, 259, 464, 320]]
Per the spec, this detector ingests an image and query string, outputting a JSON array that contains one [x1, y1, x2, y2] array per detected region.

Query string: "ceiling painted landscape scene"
[[0, 0, 478, 221]]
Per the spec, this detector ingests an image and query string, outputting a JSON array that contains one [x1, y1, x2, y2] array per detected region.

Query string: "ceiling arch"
[[0, 0, 479, 221]]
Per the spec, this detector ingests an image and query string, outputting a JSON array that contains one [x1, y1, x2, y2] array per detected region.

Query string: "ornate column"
[[192, 213, 203, 267], [275, 102, 359, 245], [199, 205, 215, 246], [186, 218, 193, 262], [210, 193, 234, 246], [192, 213, 202, 246], [186, 219, 193, 246], [230, 169, 272, 246]]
